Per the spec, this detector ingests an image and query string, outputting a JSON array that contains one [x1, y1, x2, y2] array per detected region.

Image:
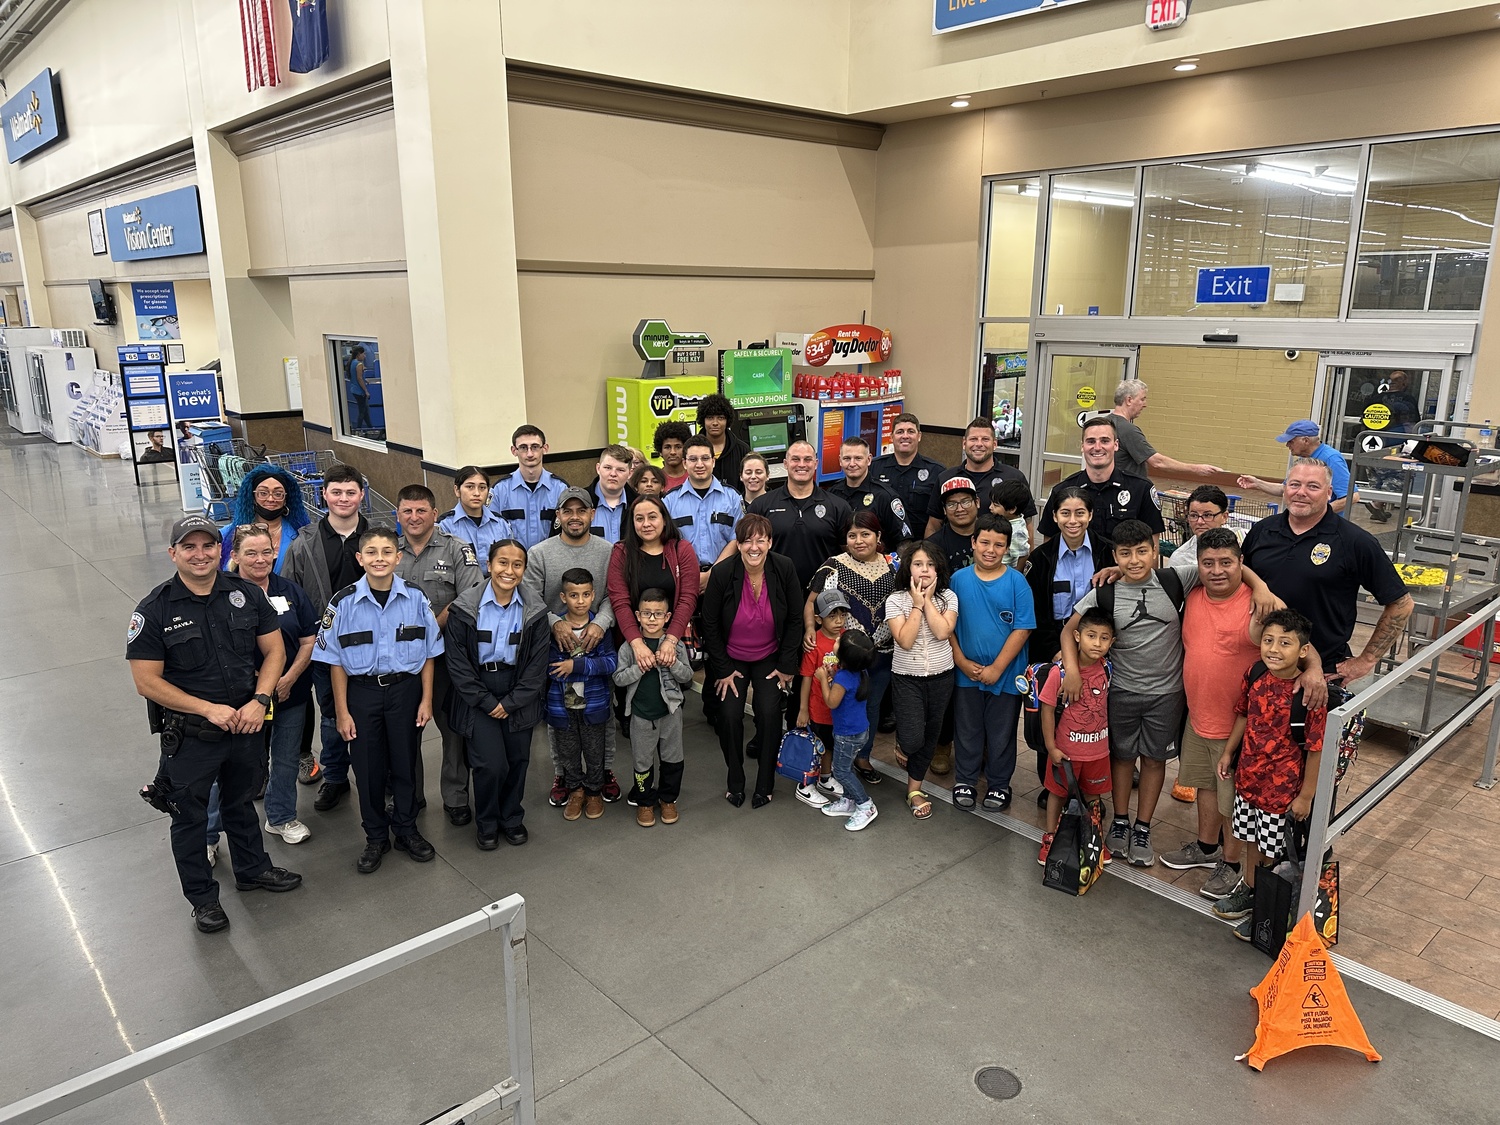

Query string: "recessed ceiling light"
[[951, 97, 971, 108], [1173, 63, 1198, 72]]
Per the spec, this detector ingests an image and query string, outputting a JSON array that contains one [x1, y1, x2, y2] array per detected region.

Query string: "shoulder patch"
[[127, 612, 145, 643], [461, 545, 478, 567], [890, 498, 907, 521]]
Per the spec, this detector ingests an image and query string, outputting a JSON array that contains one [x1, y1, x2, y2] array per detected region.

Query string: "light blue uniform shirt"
[[664, 477, 743, 567], [591, 492, 628, 545], [312, 574, 444, 675], [477, 584, 526, 666], [438, 505, 513, 570], [489, 470, 566, 551], [1053, 533, 1096, 621]]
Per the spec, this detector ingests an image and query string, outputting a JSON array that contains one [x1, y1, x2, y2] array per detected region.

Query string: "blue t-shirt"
[[830, 668, 867, 737], [951, 565, 1036, 695], [1309, 442, 1351, 502]]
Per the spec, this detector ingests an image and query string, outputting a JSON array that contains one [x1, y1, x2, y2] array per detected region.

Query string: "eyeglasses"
[[944, 496, 977, 509], [253, 487, 287, 499], [1186, 511, 1225, 523], [237, 522, 271, 532], [514, 443, 544, 454], [637, 609, 669, 619]]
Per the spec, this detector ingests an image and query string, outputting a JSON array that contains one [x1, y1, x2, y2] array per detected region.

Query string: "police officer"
[[1036, 415, 1166, 543], [314, 526, 445, 874], [128, 515, 302, 934], [489, 424, 566, 550], [871, 412, 943, 535], [748, 439, 854, 594], [923, 417, 1037, 541], [665, 435, 744, 589], [396, 484, 483, 825], [827, 436, 910, 551]]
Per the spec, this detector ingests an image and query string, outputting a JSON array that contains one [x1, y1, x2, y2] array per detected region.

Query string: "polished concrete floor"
[[1, 435, 1495, 1125]]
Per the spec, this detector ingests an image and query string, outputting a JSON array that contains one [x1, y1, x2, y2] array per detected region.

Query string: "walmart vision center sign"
[[106, 186, 205, 262]]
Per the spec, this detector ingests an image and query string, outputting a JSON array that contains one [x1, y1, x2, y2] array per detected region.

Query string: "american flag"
[[240, 0, 280, 92]]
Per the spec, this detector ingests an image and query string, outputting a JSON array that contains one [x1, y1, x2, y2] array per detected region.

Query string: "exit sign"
[[1146, 0, 1188, 30]]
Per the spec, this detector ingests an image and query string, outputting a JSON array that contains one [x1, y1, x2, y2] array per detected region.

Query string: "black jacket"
[[1024, 532, 1114, 664], [443, 583, 552, 736], [713, 429, 751, 493], [699, 551, 804, 683]]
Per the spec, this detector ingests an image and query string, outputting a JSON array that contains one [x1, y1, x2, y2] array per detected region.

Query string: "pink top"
[[1181, 584, 1261, 739], [727, 570, 778, 662]]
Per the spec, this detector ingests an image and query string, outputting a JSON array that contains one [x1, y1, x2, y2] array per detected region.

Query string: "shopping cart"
[[1157, 489, 1191, 554], [267, 448, 337, 480], [1225, 493, 1279, 540], [298, 476, 397, 525], [189, 437, 269, 520]]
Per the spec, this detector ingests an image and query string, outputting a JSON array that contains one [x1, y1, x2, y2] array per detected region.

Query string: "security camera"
[[1285, 349, 1300, 361]]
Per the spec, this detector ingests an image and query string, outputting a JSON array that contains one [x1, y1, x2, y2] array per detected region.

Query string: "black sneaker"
[[601, 771, 622, 803], [192, 901, 229, 933], [313, 781, 350, 811], [357, 839, 391, 874], [394, 832, 436, 862], [235, 867, 303, 893]]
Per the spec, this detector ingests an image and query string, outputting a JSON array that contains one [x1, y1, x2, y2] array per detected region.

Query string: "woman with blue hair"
[[218, 464, 311, 572]]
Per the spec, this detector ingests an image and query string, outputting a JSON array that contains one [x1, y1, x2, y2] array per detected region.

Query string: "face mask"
[[253, 503, 287, 521]]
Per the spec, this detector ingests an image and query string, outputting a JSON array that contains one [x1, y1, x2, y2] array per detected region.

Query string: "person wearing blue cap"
[[1235, 420, 1353, 515]]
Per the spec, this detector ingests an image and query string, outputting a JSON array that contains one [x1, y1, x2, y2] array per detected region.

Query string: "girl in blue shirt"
[[815, 630, 879, 832]]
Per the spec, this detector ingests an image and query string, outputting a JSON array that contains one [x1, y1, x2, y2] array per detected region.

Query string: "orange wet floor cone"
[[1241, 913, 1381, 1072]]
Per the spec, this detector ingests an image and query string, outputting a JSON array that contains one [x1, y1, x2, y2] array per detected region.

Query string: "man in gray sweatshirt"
[[522, 488, 621, 805]]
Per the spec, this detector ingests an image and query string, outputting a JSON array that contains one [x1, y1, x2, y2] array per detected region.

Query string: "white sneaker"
[[817, 774, 844, 798], [845, 803, 879, 832], [796, 783, 830, 808], [821, 797, 856, 817], [266, 819, 311, 844], [206, 842, 218, 867]]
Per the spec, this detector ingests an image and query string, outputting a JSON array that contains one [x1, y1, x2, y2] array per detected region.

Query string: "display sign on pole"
[[1195, 265, 1272, 304], [167, 370, 224, 513], [934, 0, 1096, 35], [118, 343, 178, 490], [1145, 0, 1189, 30]]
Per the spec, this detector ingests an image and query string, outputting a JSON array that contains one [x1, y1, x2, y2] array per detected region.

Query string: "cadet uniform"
[[589, 485, 631, 544], [1037, 467, 1165, 541], [490, 470, 566, 550], [664, 475, 743, 568], [870, 452, 944, 537], [313, 574, 444, 849], [826, 476, 911, 553], [438, 505, 513, 572], [397, 529, 483, 819], [127, 553, 293, 914]]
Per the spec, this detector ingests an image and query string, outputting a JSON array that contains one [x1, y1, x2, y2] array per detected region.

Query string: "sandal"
[[952, 784, 977, 809], [907, 789, 933, 819], [893, 748, 908, 769]]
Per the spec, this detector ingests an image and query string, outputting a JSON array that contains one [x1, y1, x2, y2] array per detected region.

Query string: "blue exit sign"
[[1196, 266, 1272, 304]]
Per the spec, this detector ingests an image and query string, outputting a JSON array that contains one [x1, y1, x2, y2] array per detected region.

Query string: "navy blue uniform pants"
[[346, 675, 423, 842], [162, 731, 271, 907], [467, 665, 532, 835]]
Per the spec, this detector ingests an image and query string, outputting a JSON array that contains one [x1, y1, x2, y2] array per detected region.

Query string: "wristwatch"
[[253, 693, 272, 709]]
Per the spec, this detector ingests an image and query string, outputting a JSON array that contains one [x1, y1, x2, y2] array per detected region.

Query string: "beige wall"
[[1137, 345, 1321, 478], [32, 173, 208, 284]]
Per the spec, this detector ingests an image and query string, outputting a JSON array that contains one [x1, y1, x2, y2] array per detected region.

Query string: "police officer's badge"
[[1310, 544, 1332, 566], [127, 612, 144, 643], [1118, 490, 1131, 506], [461, 546, 478, 567], [814, 504, 826, 518], [862, 494, 874, 507], [917, 469, 929, 481], [229, 590, 246, 608]]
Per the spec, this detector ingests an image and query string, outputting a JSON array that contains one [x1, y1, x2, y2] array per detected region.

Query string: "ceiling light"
[[951, 97, 970, 108], [1173, 62, 1198, 72]]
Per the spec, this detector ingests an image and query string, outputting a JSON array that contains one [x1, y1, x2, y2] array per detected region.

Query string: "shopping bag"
[[775, 728, 823, 786], [1251, 817, 1340, 957], [1042, 762, 1105, 897]]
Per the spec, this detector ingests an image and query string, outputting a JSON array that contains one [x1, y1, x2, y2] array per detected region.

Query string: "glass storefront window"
[[977, 322, 1029, 457], [984, 178, 1041, 317], [1042, 169, 1134, 316], [329, 335, 386, 446], [1353, 134, 1500, 315], [1133, 147, 1359, 318]]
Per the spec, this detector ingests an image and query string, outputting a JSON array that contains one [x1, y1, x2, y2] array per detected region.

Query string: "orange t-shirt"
[[1181, 584, 1261, 739], [800, 630, 842, 724]]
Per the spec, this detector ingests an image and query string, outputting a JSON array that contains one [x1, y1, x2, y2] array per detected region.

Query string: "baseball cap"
[[815, 588, 851, 616], [170, 514, 221, 546], [1275, 420, 1320, 443], [557, 487, 595, 509], [939, 475, 978, 498]]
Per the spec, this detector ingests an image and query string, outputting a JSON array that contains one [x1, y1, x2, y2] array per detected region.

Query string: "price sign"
[[1146, 0, 1188, 30], [670, 349, 705, 365]]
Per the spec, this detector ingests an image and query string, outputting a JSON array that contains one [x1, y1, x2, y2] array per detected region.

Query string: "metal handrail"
[[1296, 597, 1500, 921], [0, 896, 536, 1125]]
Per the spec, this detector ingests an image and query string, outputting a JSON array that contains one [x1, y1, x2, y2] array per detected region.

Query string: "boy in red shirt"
[[1212, 608, 1328, 941], [796, 588, 851, 808], [1038, 607, 1115, 866]]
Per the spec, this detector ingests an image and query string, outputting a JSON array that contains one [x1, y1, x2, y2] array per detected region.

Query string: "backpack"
[[1020, 657, 1112, 754], [1229, 660, 1308, 769], [1095, 566, 1186, 621]]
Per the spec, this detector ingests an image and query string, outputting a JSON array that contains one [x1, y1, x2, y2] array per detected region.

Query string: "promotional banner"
[[131, 281, 180, 340], [167, 371, 223, 511], [934, 0, 1096, 35], [803, 324, 894, 368], [106, 186, 205, 262], [2, 69, 64, 162]]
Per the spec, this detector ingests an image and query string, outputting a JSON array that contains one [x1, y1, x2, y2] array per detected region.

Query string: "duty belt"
[[350, 671, 414, 687]]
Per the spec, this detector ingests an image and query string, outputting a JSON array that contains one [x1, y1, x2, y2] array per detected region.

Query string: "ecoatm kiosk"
[[29, 331, 94, 443], [0, 327, 60, 433]]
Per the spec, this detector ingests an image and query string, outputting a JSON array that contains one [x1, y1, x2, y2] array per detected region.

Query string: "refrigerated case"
[[794, 395, 906, 483], [1, 327, 60, 432], [29, 345, 97, 443]]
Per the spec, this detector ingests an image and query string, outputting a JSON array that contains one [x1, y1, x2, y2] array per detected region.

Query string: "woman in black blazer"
[[699, 514, 804, 808]]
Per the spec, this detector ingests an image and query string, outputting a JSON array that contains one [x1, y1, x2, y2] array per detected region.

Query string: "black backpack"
[[1230, 660, 1308, 769]]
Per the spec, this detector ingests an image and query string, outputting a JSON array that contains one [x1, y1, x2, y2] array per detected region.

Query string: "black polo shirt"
[[871, 452, 944, 528], [926, 461, 1037, 525], [126, 572, 280, 705], [1241, 507, 1407, 672], [1038, 468, 1165, 541], [320, 515, 369, 592], [926, 522, 975, 572], [748, 485, 853, 592], [827, 476, 911, 550]]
